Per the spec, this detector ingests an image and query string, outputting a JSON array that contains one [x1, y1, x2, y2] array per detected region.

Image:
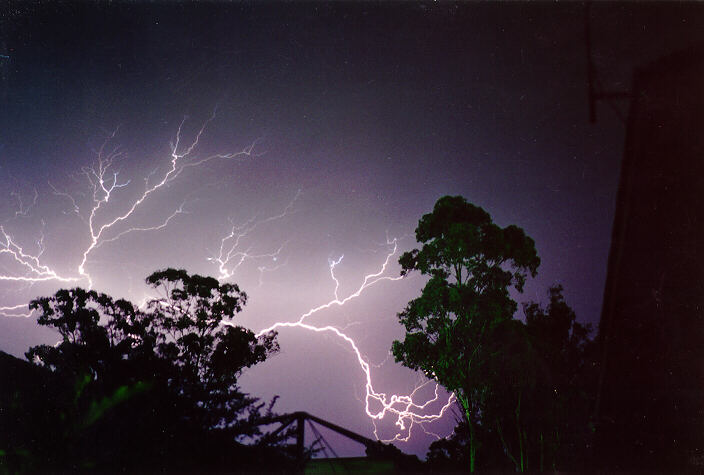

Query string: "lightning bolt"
[[1, 110, 257, 304], [0, 225, 79, 284], [248, 236, 455, 444], [208, 190, 300, 281], [72, 111, 258, 288], [1, 111, 454, 448], [0, 303, 34, 318]]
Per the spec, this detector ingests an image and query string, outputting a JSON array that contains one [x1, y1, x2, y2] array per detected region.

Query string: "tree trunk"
[[539, 432, 544, 472], [458, 394, 476, 472], [470, 418, 477, 472], [515, 392, 525, 472]]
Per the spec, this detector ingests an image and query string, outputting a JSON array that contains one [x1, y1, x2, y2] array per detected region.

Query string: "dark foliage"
[[395, 196, 595, 471], [426, 417, 512, 472], [365, 440, 425, 472], [393, 195, 539, 471], [1, 269, 291, 472], [424, 286, 597, 472]]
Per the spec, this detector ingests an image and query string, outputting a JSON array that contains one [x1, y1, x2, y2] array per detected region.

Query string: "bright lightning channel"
[[0, 110, 257, 306], [71, 111, 257, 288], [0, 303, 35, 318], [240, 236, 455, 444], [0, 225, 79, 284], [1, 113, 455, 446]]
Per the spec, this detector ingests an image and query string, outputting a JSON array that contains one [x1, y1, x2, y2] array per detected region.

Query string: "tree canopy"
[[393, 195, 539, 470], [4, 269, 287, 472], [394, 196, 595, 471], [393, 196, 540, 389]]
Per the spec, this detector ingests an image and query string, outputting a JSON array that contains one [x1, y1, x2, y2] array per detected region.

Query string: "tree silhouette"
[[10, 268, 286, 471], [426, 416, 512, 472], [520, 285, 596, 469], [422, 286, 595, 472], [143, 269, 278, 440], [392, 195, 540, 471], [394, 197, 597, 471]]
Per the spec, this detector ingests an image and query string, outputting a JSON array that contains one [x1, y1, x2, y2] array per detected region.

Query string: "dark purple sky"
[[1, 2, 702, 458]]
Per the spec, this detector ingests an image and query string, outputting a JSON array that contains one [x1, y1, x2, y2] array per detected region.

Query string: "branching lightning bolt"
[[1, 111, 454, 448], [0, 226, 79, 284], [1, 111, 256, 305], [248, 236, 455, 444], [72, 111, 257, 288], [208, 190, 300, 282]]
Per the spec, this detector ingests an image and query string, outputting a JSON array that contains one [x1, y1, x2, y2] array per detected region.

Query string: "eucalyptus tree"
[[393, 195, 539, 471]]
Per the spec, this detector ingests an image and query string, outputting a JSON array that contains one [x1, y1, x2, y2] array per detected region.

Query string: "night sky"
[[1, 2, 702, 458]]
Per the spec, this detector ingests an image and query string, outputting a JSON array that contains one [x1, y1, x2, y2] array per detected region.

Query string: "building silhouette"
[[595, 46, 704, 470]]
